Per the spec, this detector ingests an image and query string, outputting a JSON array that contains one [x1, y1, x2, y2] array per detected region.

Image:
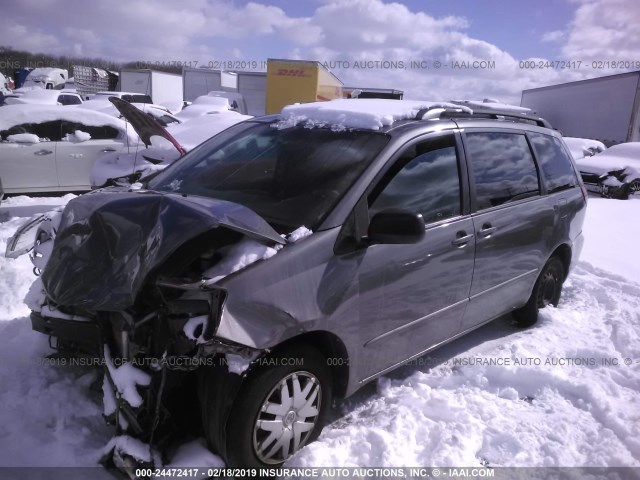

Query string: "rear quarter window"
[[529, 133, 579, 193], [1, 121, 62, 141]]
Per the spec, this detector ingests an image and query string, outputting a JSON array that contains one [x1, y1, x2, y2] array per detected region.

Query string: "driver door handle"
[[34, 149, 53, 156]]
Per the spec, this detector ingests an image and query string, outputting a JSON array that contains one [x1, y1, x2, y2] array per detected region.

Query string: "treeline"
[[0, 46, 182, 79]]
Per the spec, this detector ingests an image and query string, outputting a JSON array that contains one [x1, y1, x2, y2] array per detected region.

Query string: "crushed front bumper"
[[31, 311, 101, 355]]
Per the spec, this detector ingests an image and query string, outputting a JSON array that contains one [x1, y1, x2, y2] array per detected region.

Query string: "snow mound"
[[202, 238, 278, 284], [103, 345, 151, 409], [62, 130, 91, 142], [6, 133, 40, 144]]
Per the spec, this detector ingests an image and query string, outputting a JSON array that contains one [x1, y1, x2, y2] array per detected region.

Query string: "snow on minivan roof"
[[278, 99, 472, 131], [0, 104, 138, 143]]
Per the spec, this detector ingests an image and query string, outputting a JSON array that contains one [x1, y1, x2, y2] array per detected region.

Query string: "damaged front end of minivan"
[[15, 187, 289, 471]]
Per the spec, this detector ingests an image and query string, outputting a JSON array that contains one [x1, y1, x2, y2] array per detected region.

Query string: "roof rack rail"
[[414, 105, 469, 120], [441, 108, 553, 128]]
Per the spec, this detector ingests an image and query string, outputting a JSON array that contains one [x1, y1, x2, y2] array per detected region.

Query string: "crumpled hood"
[[41, 188, 284, 310]]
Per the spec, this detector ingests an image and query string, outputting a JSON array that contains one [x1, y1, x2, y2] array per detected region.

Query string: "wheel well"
[[269, 331, 350, 400], [551, 244, 571, 280]]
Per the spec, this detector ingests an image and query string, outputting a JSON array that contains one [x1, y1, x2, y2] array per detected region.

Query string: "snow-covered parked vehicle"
[[0, 104, 140, 194], [8, 99, 587, 470], [573, 142, 640, 199], [3, 88, 83, 106], [562, 136, 607, 161]]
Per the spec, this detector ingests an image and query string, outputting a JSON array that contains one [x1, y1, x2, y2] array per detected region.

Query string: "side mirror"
[[367, 209, 425, 245]]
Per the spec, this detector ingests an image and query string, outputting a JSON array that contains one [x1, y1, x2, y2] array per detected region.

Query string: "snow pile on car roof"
[[278, 99, 472, 131]]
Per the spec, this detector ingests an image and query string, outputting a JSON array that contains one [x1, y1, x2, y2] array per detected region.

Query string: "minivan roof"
[[277, 99, 553, 131]]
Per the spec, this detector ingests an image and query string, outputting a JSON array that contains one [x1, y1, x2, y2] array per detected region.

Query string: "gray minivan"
[[17, 100, 587, 468]]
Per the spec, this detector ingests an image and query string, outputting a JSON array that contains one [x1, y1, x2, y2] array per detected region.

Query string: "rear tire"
[[512, 256, 564, 328], [221, 345, 331, 467]]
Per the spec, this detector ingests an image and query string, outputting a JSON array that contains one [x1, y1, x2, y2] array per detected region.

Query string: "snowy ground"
[[0, 196, 638, 472]]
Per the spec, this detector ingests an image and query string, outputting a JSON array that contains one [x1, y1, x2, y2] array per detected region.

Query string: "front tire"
[[223, 345, 331, 467], [512, 256, 565, 328], [628, 179, 640, 197]]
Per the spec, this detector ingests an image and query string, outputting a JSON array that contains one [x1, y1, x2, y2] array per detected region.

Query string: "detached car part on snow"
[[10, 99, 588, 469]]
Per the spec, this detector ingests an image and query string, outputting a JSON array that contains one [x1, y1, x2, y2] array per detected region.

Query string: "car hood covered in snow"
[[41, 188, 284, 310]]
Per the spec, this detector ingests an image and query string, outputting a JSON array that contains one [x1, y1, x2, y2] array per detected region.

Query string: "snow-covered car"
[[3, 89, 83, 106], [574, 142, 640, 199], [0, 104, 139, 193], [562, 136, 607, 161], [176, 92, 247, 120], [90, 98, 251, 188], [10, 99, 587, 470]]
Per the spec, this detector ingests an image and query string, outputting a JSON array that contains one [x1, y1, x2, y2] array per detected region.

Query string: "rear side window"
[[0, 121, 61, 141], [529, 133, 578, 193], [465, 132, 540, 210], [58, 94, 82, 106]]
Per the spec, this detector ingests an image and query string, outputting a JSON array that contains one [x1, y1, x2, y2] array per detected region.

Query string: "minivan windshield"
[[148, 121, 389, 232]]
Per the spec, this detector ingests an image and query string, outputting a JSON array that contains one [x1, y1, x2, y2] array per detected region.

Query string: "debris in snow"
[[277, 99, 472, 131], [6, 133, 40, 144], [202, 239, 278, 284], [62, 130, 91, 142], [102, 435, 157, 465], [103, 345, 151, 409]]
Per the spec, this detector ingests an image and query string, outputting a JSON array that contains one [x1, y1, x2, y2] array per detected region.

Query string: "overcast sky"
[[2, 0, 639, 103]]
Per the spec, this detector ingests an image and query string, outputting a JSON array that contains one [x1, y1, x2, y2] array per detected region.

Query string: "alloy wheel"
[[253, 371, 321, 464]]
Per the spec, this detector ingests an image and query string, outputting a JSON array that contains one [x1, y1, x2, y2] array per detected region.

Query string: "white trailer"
[[119, 69, 183, 111], [183, 68, 267, 116], [235, 71, 267, 116], [183, 68, 237, 102], [521, 71, 640, 145]]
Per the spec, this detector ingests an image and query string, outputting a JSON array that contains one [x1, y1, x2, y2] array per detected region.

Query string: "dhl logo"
[[275, 68, 311, 77]]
